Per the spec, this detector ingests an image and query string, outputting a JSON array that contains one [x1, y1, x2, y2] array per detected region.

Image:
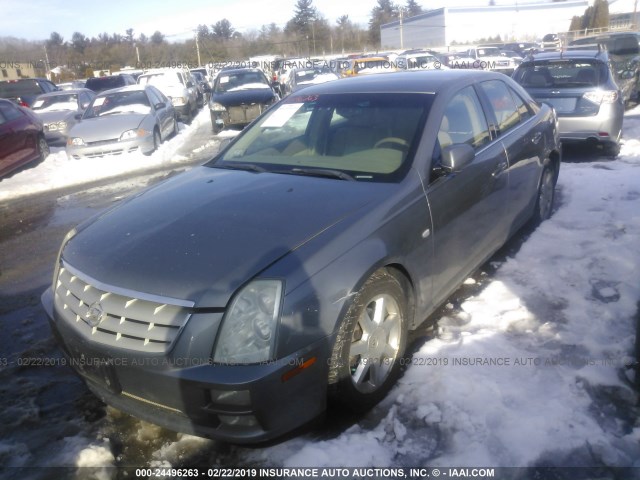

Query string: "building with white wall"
[[380, 1, 590, 49]]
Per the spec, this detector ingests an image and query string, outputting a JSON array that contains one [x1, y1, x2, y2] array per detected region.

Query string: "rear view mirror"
[[441, 144, 475, 172]]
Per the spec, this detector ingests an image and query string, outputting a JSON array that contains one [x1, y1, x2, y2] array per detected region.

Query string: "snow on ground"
[[0, 108, 217, 203]]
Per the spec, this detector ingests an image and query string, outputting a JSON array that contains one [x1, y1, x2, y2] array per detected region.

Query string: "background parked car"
[[396, 52, 449, 70], [0, 78, 59, 108], [285, 66, 340, 94], [31, 88, 96, 145], [137, 69, 198, 123], [569, 31, 640, 104], [43, 70, 560, 444], [190, 71, 211, 107], [209, 67, 279, 134], [513, 49, 624, 156], [66, 85, 177, 159], [85, 74, 136, 94], [0, 98, 49, 178]]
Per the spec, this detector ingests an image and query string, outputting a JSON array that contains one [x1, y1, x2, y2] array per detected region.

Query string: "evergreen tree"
[[369, 0, 399, 47]]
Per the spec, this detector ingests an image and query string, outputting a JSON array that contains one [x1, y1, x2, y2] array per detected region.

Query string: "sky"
[[2, 0, 638, 43]]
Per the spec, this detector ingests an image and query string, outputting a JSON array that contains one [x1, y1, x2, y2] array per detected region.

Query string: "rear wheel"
[[328, 268, 408, 411], [211, 111, 221, 134], [531, 164, 555, 225]]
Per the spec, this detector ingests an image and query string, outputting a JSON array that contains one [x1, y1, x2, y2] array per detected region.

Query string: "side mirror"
[[441, 144, 475, 172], [187, 81, 194, 88], [203, 84, 211, 93], [80, 102, 90, 110], [155, 102, 165, 110], [74, 113, 83, 120]]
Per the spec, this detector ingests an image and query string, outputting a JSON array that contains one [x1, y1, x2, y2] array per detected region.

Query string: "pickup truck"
[[449, 46, 519, 75]]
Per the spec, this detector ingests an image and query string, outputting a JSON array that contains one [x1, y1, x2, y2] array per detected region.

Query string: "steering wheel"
[[373, 137, 409, 151]]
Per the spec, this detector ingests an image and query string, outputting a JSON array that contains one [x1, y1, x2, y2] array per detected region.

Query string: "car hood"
[[68, 114, 145, 141], [62, 166, 380, 307], [212, 88, 275, 107]]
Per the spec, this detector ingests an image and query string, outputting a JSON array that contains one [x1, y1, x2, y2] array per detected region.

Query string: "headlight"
[[68, 137, 85, 146], [213, 280, 283, 364], [120, 129, 146, 140], [210, 102, 226, 112]]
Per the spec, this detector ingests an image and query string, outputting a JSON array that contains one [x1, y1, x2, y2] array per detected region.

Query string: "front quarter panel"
[[261, 172, 435, 359]]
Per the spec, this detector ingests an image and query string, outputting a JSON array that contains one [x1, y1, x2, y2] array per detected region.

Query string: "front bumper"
[[66, 134, 155, 159], [210, 103, 267, 130], [41, 287, 328, 443]]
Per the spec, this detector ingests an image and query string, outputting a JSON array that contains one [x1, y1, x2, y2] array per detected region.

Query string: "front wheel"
[[144, 129, 160, 156], [37, 135, 49, 163], [328, 268, 408, 412]]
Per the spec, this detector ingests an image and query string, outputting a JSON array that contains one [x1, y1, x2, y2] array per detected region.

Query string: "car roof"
[[524, 49, 606, 62], [294, 70, 508, 95], [96, 85, 149, 96], [37, 88, 93, 97], [217, 68, 265, 75]]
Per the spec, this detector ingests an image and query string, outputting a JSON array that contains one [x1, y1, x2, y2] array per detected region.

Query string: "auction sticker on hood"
[[261, 103, 304, 128]]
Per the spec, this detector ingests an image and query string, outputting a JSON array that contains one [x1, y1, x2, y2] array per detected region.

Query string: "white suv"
[[137, 69, 198, 122]]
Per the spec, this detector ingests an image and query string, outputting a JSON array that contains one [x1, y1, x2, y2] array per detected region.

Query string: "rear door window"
[[478, 80, 520, 135]]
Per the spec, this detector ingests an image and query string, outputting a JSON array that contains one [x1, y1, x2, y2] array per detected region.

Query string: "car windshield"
[[514, 60, 608, 88], [210, 93, 432, 183], [406, 55, 439, 68], [214, 71, 270, 93], [294, 68, 336, 84], [83, 91, 150, 118], [477, 48, 501, 57], [138, 72, 183, 87], [86, 77, 124, 91], [32, 94, 78, 112]]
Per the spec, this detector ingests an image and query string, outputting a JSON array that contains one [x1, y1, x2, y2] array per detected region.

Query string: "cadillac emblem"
[[86, 302, 106, 327]]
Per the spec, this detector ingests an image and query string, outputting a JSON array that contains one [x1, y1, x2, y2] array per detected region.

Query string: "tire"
[[37, 135, 49, 163], [328, 268, 408, 412], [211, 111, 221, 134], [531, 164, 555, 225], [605, 142, 621, 158], [171, 116, 178, 138]]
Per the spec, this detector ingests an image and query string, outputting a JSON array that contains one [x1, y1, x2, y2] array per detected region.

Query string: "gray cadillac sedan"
[[42, 70, 561, 443]]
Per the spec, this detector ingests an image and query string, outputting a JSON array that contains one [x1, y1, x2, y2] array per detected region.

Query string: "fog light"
[[218, 414, 258, 427], [210, 389, 251, 406]]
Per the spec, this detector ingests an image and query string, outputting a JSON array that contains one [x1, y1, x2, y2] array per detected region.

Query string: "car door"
[[477, 79, 545, 232], [425, 85, 509, 307], [0, 102, 35, 175], [149, 87, 173, 137]]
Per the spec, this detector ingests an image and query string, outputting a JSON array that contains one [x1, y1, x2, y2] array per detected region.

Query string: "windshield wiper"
[[289, 167, 355, 181], [214, 163, 267, 173]]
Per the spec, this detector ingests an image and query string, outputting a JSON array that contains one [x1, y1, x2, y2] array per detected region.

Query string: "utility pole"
[[194, 29, 202, 67], [399, 8, 404, 50]]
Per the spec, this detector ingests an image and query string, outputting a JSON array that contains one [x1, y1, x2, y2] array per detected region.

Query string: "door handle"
[[531, 132, 542, 144], [492, 161, 508, 178]]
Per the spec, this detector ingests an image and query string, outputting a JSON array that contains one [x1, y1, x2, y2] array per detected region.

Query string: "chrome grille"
[[54, 264, 193, 353]]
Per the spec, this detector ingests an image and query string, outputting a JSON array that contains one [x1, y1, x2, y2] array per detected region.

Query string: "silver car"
[[513, 49, 624, 156], [66, 85, 177, 159], [31, 88, 95, 145]]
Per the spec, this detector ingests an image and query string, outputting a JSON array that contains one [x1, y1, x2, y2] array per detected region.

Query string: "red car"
[[0, 98, 49, 178]]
